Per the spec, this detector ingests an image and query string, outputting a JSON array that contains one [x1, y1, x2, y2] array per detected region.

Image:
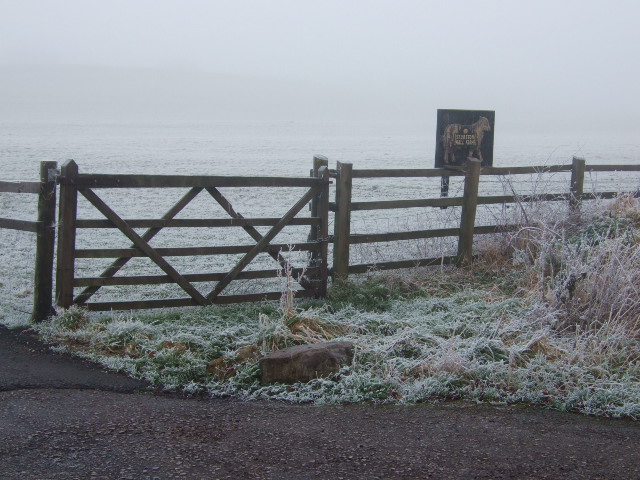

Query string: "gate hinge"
[[48, 168, 60, 182]]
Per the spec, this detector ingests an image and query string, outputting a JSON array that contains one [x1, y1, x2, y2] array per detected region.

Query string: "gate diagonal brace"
[[206, 185, 321, 301], [205, 187, 315, 290], [79, 188, 209, 306], [75, 187, 203, 304]]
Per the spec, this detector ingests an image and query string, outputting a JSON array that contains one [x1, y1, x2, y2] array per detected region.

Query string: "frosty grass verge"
[[34, 196, 640, 418]]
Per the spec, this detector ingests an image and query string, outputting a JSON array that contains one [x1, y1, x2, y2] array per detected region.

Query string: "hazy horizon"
[[1, 1, 640, 136]]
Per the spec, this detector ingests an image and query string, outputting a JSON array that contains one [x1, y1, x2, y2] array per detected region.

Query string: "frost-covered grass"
[[35, 284, 639, 417], [16, 193, 639, 419], [34, 196, 640, 419]]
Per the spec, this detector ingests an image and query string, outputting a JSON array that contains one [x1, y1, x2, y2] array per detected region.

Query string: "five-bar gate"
[[55, 160, 330, 311]]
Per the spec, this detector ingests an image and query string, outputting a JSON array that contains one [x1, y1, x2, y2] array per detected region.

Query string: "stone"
[[259, 341, 354, 384]]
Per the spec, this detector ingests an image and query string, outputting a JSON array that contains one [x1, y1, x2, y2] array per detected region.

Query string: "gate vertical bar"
[[56, 160, 79, 309], [308, 155, 329, 286], [570, 156, 586, 211], [309, 155, 328, 226], [333, 161, 352, 280], [317, 165, 330, 297], [457, 158, 481, 266], [31, 161, 57, 322]]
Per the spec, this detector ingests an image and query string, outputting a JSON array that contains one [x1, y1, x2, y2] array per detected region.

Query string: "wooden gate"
[[55, 160, 330, 311]]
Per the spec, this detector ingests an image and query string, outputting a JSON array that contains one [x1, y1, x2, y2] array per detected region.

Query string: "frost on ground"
[[2, 164, 639, 418], [0, 227, 37, 328], [36, 285, 639, 418], [34, 195, 640, 419]]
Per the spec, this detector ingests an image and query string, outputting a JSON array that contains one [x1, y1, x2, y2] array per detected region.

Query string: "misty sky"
[[1, 0, 639, 132]]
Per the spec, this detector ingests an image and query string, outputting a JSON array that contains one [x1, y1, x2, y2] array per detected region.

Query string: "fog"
[[1, 0, 639, 134]]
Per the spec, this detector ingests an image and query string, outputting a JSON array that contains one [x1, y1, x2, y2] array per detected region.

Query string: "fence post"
[[308, 155, 329, 295], [570, 156, 586, 211], [317, 165, 330, 297], [333, 161, 352, 280], [308, 155, 329, 247], [31, 161, 58, 322], [457, 158, 481, 266], [55, 160, 79, 309]]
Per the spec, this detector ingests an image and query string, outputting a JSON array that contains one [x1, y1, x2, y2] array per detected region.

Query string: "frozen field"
[[1, 120, 639, 325]]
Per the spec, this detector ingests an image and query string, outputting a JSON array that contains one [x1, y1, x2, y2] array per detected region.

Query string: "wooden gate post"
[[457, 158, 481, 266], [309, 155, 329, 220], [333, 161, 352, 280], [570, 156, 586, 211], [308, 155, 329, 270], [55, 160, 79, 309], [317, 165, 330, 297], [31, 161, 57, 322]]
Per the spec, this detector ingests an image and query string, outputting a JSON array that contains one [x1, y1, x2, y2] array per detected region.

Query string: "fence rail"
[[1, 156, 638, 320], [331, 157, 640, 278], [0, 180, 42, 194], [0, 218, 41, 233], [0, 181, 43, 232], [66, 174, 322, 188], [74, 242, 322, 259], [0, 162, 57, 321], [82, 289, 321, 312], [73, 266, 321, 287], [75, 217, 320, 228], [349, 164, 640, 179], [350, 164, 577, 178]]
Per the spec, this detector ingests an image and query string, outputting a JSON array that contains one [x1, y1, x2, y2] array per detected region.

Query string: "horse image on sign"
[[443, 116, 491, 164], [435, 110, 495, 168]]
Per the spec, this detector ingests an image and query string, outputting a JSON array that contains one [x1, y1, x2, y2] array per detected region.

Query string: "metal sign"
[[435, 109, 495, 168]]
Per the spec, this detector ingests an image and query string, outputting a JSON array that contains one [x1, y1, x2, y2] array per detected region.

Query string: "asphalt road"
[[1, 325, 639, 480]]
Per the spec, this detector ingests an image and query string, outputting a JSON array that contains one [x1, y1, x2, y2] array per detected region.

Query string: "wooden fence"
[[330, 157, 640, 278], [1, 156, 639, 320], [0, 161, 57, 321]]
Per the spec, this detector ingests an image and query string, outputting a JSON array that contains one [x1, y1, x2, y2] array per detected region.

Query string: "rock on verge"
[[259, 341, 354, 384]]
